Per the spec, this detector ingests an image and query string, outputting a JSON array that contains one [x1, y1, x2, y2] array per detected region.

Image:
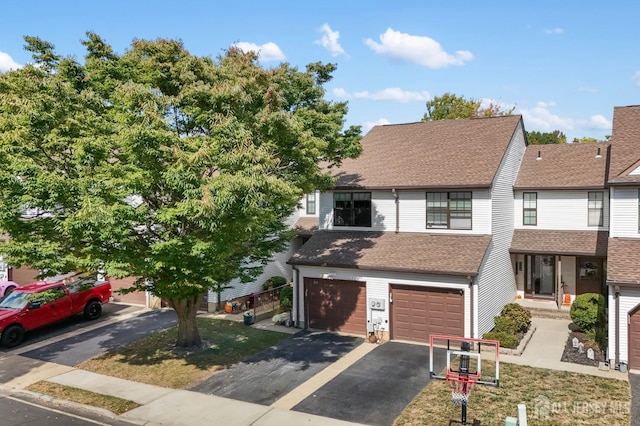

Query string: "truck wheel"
[[84, 300, 102, 320], [1, 325, 25, 347], [3, 286, 15, 297]]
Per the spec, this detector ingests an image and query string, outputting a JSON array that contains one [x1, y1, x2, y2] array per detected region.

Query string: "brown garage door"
[[109, 276, 147, 306], [391, 284, 464, 343], [629, 304, 640, 370], [305, 278, 366, 335]]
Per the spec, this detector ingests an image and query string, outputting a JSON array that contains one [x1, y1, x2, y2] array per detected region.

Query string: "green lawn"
[[395, 361, 630, 425]]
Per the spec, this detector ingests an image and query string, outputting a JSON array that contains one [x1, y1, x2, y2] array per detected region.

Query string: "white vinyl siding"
[[608, 287, 640, 365], [294, 265, 470, 337], [399, 189, 491, 234], [514, 189, 610, 231], [320, 190, 395, 232], [609, 186, 640, 237], [476, 120, 526, 337]]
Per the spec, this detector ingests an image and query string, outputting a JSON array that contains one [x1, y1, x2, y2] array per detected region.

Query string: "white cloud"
[[233, 41, 285, 62], [633, 71, 640, 86], [544, 28, 564, 35], [519, 102, 575, 132], [364, 28, 473, 68], [518, 102, 611, 138], [333, 87, 430, 102], [479, 98, 516, 112], [363, 118, 391, 133], [0, 51, 21, 72], [315, 23, 345, 57]]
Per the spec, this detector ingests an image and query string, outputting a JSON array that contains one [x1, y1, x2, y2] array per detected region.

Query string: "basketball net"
[[446, 375, 476, 406]]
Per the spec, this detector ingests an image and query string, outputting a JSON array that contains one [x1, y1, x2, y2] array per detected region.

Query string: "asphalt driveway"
[[293, 341, 446, 426], [191, 331, 364, 405]]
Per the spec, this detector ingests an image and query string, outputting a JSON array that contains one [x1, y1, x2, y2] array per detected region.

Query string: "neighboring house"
[[606, 105, 640, 370], [203, 190, 320, 311], [510, 143, 610, 306], [288, 115, 527, 342]]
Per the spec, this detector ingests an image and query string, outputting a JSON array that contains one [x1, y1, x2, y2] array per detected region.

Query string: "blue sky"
[[1, 1, 638, 141]]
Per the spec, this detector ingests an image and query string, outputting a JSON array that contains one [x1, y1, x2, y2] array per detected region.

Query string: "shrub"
[[493, 315, 517, 334], [262, 276, 287, 291], [500, 303, 531, 333], [482, 331, 518, 349], [279, 285, 293, 311], [570, 293, 606, 331]]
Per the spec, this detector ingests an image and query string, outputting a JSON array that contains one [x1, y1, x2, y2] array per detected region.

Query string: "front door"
[[525, 255, 555, 298], [576, 257, 603, 295]]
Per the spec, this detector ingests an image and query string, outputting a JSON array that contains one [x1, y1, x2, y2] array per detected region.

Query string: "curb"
[[10, 388, 122, 421]]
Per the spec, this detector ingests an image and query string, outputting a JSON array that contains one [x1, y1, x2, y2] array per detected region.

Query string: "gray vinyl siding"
[[609, 287, 640, 364], [476, 120, 526, 337], [609, 186, 640, 237]]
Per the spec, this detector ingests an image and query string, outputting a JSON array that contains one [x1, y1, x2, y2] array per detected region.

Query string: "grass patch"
[[26, 381, 140, 415], [395, 361, 630, 425], [77, 317, 289, 389]]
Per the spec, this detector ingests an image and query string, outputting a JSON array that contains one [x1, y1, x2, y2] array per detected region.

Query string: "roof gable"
[[609, 105, 640, 184], [514, 143, 610, 189], [332, 115, 523, 189]]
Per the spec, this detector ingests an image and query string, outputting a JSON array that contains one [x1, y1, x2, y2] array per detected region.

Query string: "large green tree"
[[422, 92, 514, 121], [0, 33, 361, 347], [526, 130, 567, 145]]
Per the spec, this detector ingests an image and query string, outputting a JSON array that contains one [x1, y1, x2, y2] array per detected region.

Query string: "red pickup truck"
[[0, 279, 111, 347]]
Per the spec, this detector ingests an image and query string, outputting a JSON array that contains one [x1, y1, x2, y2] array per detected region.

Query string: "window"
[[426, 192, 472, 230], [333, 192, 371, 227], [588, 192, 603, 227], [306, 192, 316, 215], [523, 192, 537, 226]]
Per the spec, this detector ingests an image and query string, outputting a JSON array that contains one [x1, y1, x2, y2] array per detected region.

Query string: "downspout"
[[615, 285, 620, 368], [293, 265, 300, 328], [469, 276, 475, 338], [392, 188, 399, 233]]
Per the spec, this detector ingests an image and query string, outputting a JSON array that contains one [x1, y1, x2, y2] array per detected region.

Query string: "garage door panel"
[[305, 278, 366, 335], [391, 284, 463, 343], [629, 306, 640, 370]]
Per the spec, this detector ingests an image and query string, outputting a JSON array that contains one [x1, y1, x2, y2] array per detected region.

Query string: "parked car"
[[0, 279, 111, 347], [0, 281, 19, 297]]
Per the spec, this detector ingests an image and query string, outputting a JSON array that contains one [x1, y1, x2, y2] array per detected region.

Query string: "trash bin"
[[243, 311, 254, 325]]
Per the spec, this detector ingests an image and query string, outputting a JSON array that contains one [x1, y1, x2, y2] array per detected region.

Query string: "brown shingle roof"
[[510, 229, 608, 257], [607, 238, 640, 285], [288, 231, 491, 276], [293, 217, 319, 236], [332, 115, 523, 189], [514, 143, 610, 189], [609, 105, 640, 184]]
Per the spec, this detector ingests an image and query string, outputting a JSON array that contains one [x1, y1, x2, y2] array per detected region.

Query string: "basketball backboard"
[[429, 334, 500, 387]]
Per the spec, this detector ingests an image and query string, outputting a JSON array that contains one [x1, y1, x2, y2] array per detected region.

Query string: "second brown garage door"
[[629, 304, 640, 370], [305, 278, 366, 335], [391, 284, 464, 343]]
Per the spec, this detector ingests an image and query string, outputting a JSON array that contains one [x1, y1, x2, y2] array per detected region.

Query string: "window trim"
[[306, 192, 316, 215], [523, 192, 537, 226], [426, 191, 472, 230], [587, 191, 604, 227], [333, 192, 372, 227]]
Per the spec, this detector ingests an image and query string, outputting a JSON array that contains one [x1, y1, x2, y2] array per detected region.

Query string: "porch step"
[[526, 306, 572, 320]]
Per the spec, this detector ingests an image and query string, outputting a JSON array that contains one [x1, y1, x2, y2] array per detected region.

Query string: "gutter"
[[615, 285, 620, 368], [292, 265, 300, 328], [392, 188, 399, 233]]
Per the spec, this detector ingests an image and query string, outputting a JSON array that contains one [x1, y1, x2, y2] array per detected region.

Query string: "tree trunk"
[[167, 294, 202, 347]]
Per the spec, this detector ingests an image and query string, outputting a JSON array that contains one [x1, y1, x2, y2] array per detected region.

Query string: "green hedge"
[[570, 293, 606, 332], [483, 331, 519, 349]]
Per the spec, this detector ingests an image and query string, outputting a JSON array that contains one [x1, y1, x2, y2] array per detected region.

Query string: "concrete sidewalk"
[[501, 317, 627, 380]]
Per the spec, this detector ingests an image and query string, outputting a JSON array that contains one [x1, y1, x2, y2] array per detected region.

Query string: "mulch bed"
[[561, 330, 606, 366]]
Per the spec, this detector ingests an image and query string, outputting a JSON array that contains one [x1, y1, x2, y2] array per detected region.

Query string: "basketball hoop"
[[447, 375, 476, 406]]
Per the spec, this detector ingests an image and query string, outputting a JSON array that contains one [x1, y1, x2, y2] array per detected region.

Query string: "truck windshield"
[[0, 291, 30, 310]]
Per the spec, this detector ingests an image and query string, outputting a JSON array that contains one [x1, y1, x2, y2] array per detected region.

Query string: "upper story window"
[[426, 191, 472, 230], [333, 192, 371, 227], [523, 192, 537, 226], [306, 192, 316, 215], [588, 192, 604, 227]]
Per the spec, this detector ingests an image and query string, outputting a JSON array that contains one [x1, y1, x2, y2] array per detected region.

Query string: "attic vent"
[[536, 150, 542, 160]]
